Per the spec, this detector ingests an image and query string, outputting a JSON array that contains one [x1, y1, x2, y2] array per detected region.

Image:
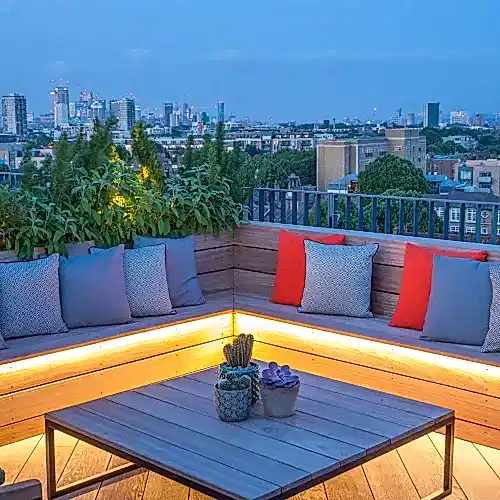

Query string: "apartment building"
[[464, 159, 500, 197], [316, 129, 427, 191]]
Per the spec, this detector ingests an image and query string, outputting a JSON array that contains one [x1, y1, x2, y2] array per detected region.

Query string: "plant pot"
[[260, 382, 300, 418], [214, 384, 252, 422], [219, 362, 260, 405]]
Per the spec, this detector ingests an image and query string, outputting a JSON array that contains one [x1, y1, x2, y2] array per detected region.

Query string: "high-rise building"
[[217, 100, 225, 123], [407, 112, 415, 126], [53, 87, 70, 127], [424, 102, 439, 128], [385, 128, 426, 171], [1, 93, 27, 136], [90, 100, 106, 123], [79, 91, 94, 104], [450, 110, 469, 126], [472, 113, 485, 127], [116, 98, 136, 131], [170, 111, 180, 127], [162, 102, 174, 126], [69, 102, 76, 118], [135, 105, 142, 122], [109, 100, 120, 118], [182, 102, 190, 124]]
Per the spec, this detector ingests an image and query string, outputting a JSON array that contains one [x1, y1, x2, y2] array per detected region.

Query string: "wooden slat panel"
[[251, 343, 499, 441], [193, 232, 232, 251], [0, 339, 226, 428], [0, 314, 232, 397], [234, 223, 500, 266], [0, 417, 44, 448], [198, 269, 233, 294], [195, 246, 233, 275]]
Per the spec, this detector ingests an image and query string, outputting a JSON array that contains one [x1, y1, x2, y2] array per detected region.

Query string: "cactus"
[[0, 468, 4, 486], [260, 362, 300, 389], [223, 334, 254, 368], [217, 372, 251, 391]]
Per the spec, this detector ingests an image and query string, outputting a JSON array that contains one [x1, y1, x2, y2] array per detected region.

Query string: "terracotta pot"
[[260, 382, 300, 418]]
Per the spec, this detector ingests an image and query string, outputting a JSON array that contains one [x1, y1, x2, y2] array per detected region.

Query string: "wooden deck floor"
[[2, 431, 500, 500]]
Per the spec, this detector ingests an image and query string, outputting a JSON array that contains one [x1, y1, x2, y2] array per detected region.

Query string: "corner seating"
[[1, 223, 500, 451]]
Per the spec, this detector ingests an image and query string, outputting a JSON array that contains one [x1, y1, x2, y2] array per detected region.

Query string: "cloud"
[[126, 48, 151, 61]]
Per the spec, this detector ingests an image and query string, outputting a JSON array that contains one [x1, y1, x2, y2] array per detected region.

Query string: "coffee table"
[[45, 367, 454, 500]]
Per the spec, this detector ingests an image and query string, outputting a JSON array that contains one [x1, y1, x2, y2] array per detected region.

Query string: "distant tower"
[[407, 112, 415, 126], [135, 105, 142, 122], [53, 87, 70, 127], [396, 108, 402, 125], [109, 100, 119, 118], [162, 102, 174, 126], [116, 98, 136, 131], [424, 102, 439, 128], [1, 93, 27, 136], [90, 100, 106, 123], [217, 100, 225, 123], [79, 90, 94, 104]]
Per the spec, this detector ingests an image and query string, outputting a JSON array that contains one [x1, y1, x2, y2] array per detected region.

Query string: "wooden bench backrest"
[[233, 222, 500, 317]]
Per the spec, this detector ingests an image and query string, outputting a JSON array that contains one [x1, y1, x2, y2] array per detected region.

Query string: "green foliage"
[[21, 146, 38, 191], [357, 155, 430, 195]]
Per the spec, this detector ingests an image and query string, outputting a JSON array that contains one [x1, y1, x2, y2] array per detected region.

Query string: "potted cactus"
[[0, 468, 4, 486], [214, 372, 252, 422], [219, 334, 260, 404], [259, 362, 300, 418]]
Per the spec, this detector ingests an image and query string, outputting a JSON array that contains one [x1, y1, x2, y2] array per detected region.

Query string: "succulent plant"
[[260, 362, 300, 389], [217, 372, 252, 391], [0, 468, 4, 486], [223, 334, 254, 368]]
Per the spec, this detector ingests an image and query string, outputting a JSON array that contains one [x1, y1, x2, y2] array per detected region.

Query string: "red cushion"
[[271, 230, 345, 306], [390, 243, 488, 330]]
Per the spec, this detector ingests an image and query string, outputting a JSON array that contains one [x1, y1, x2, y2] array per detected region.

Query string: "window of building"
[[481, 227, 489, 236], [450, 207, 460, 222], [497, 227, 500, 236], [465, 226, 476, 234], [449, 225, 459, 233], [436, 207, 444, 219], [466, 208, 476, 223], [393, 145, 403, 152]]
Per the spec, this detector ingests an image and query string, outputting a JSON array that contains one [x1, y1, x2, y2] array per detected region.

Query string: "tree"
[[183, 135, 195, 173], [357, 155, 430, 195], [131, 121, 164, 194], [51, 133, 74, 204], [21, 147, 38, 191]]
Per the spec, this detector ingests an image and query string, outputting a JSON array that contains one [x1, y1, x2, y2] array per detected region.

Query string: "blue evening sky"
[[1, 0, 498, 121]]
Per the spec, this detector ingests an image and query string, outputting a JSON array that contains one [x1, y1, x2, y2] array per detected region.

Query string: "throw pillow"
[[271, 231, 346, 306], [299, 241, 379, 318], [60, 246, 132, 328], [91, 245, 174, 317], [0, 254, 68, 339], [390, 243, 488, 330], [482, 264, 500, 353], [133, 236, 204, 307], [422, 256, 492, 345]]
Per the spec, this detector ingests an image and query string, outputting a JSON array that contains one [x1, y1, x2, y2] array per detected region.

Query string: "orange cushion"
[[390, 243, 488, 330], [271, 230, 345, 306]]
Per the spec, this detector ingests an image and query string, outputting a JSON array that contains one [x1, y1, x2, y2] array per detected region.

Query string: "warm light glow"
[[234, 312, 500, 379], [0, 314, 232, 378]]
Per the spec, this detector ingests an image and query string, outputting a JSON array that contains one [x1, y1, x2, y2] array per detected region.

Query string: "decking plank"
[[96, 455, 147, 500], [142, 473, 189, 500], [324, 468, 375, 500], [0, 435, 41, 484], [47, 408, 281, 500], [474, 443, 500, 479]]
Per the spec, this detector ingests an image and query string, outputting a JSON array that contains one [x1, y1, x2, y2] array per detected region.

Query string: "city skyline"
[[1, 0, 499, 121]]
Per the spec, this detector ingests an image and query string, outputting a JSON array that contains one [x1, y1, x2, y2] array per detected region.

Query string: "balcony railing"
[[249, 188, 500, 245]]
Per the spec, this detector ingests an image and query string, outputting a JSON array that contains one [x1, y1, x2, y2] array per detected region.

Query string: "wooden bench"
[[233, 222, 500, 449], [2, 221, 500, 451]]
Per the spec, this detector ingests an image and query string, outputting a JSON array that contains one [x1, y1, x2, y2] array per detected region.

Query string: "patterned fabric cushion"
[[0, 254, 68, 339], [482, 264, 500, 353], [60, 246, 132, 328], [134, 236, 205, 308], [91, 245, 174, 317], [299, 242, 379, 318]]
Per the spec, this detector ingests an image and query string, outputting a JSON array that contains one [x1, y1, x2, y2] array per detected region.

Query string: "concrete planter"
[[260, 382, 300, 418]]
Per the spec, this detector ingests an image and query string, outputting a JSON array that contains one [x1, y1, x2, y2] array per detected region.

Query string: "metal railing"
[[249, 188, 500, 245]]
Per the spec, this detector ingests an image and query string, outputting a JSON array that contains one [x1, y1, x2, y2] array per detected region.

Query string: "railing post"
[[428, 201, 434, 238], [384, 198, 391, 234], [398, 199, 405, 235], [345, 195, 351, 230], [413, 200, 420, 237], [459, 204, 465, 241], [371, 197, 377, 233], [476, 204, 482, 243], [315, 193, 322, 227], [248, 191, 254, 221], [280, 191, 286, 224], [258, 189, 265, 222], [269, 190, 275, 223], [357, 196, 364, 231], [493, 205, 499, 245], [291, 191, 298, 225], [303, 192, 310, 226], [443, 202, 450, 240]]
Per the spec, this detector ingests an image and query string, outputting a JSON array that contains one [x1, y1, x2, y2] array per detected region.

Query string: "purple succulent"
[[260, 362, 300, 389]]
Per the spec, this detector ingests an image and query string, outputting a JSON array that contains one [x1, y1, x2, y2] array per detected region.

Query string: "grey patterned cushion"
[[299, 242, 379, 318], [0, 254, 68, 339], [482, 264, 500, 353], [91, 245, 174, 317]]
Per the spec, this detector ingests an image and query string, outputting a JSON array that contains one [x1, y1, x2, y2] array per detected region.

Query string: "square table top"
[[46, 366, 453, 500]]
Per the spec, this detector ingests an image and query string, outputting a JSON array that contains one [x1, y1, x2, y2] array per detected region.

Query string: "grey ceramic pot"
[[214, 384, 252, 422], [260, 382, 300, 418]]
